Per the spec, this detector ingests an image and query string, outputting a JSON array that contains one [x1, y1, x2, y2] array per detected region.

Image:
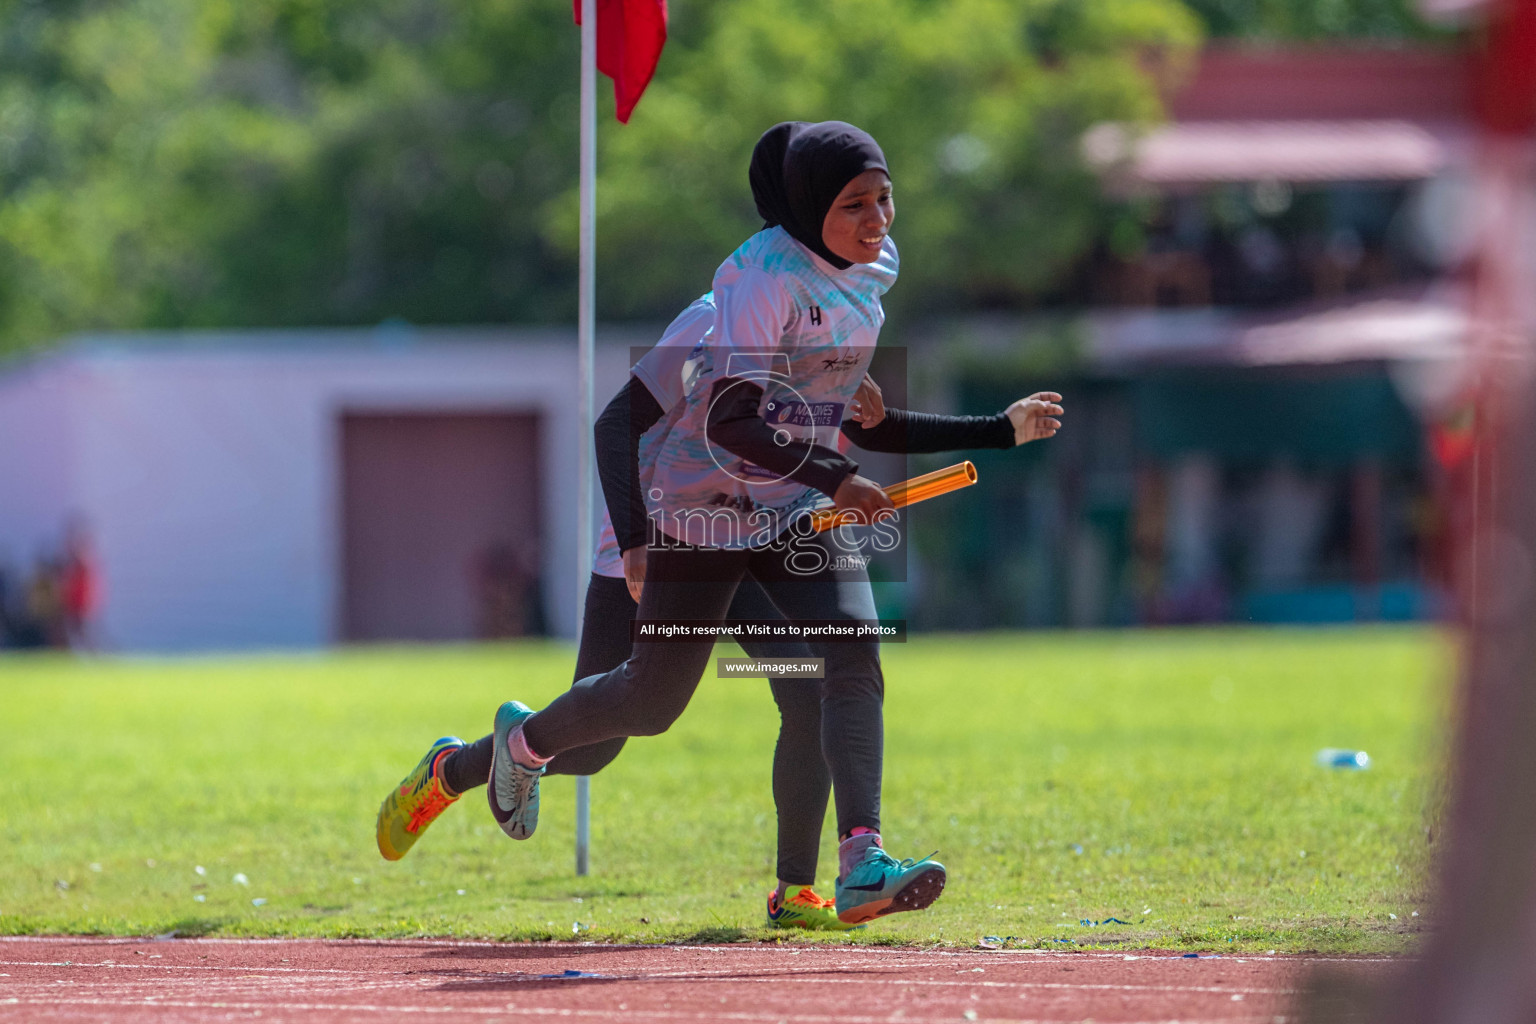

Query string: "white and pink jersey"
[[591, 295, 715, 577], [643, 227, 898, 549]]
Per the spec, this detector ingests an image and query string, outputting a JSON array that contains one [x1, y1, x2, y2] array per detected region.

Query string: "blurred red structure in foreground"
[[1309, 0, 1536, 1020]]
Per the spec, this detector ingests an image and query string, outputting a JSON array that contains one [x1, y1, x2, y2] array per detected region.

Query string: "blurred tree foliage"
[[0, 0, 1202, 353], [0, 0, 583, 352], [566, 0, 1199, 319]]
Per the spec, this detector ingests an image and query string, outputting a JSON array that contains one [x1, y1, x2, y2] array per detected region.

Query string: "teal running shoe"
[[835, 846, 946, 924], [488, 701, 544, 839]]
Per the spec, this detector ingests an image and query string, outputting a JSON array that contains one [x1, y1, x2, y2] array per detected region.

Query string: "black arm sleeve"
[[705, 378, 858, 498], [594, 376, 666, 553], [839, 407, 1015, 454]]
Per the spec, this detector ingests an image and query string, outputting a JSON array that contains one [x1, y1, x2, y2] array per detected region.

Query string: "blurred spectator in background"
[[0, 523, 102, 652], [60, 520, 100, 651], [0, 565, 14, 648], [474, 540, 544, 640], [21, 556, 64, 649]]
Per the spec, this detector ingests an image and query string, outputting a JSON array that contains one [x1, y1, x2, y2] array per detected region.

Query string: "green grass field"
[[0, 628, 1446, 952]]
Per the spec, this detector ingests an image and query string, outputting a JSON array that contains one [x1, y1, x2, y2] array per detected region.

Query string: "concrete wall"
[[0, 327, 637, 651], [0, 358, 78, 572]]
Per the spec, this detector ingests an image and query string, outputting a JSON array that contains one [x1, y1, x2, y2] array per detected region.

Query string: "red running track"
[[0, 936, 1398, 1023]]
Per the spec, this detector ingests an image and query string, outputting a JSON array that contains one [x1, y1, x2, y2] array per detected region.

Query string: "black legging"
[[523, 533, 883, 840], [442, 571, 840, 884]]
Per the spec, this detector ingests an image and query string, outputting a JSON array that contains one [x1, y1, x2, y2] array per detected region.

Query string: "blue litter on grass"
[[1102, 917, 1130, 925], [1315, 748, 1371, 770]]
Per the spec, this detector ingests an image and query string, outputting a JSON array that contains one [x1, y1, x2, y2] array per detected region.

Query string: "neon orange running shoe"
[[376, 736, 464, 861], [766, 885, 862, 931]]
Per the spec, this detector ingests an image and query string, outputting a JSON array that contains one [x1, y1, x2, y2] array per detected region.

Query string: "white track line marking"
[[0, 997, 1282, 1024], [0, 959, 1301, 995], [0, 935, 1409, 963], [0, 959, 366, 975]]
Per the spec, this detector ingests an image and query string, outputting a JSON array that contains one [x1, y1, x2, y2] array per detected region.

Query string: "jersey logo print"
[[808, 305, 823, 326], [770, 401, 844, 427]]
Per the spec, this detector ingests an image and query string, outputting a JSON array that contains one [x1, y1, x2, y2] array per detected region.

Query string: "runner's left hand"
[[1006, 392, 1064, 445], [621, 546, 646, 604]]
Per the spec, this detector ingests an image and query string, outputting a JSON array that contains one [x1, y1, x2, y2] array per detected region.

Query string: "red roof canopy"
[[1169, 46, 1471, 123], [1086, 46, 1473, 188]]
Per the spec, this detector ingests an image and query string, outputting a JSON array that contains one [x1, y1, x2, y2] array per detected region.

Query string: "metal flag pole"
[[574, 0, 597, 878]]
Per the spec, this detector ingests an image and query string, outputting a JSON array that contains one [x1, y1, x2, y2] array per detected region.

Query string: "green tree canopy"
[[572, 0, 1200, 320], [0, 0, 1199, 355], [0, 0, 586, 353]]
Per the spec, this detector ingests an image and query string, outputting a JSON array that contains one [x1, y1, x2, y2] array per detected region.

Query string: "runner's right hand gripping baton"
[[807, 461, 978, 534]]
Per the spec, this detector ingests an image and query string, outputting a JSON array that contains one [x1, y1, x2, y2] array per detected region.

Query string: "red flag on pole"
[[573, 0, 668, 124]]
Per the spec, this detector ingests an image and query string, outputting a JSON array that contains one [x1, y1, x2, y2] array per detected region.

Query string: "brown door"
[[340, 412, 542, 642]]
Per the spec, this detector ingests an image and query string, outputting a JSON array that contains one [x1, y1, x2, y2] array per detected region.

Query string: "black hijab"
[[749, 120, 888, 270]]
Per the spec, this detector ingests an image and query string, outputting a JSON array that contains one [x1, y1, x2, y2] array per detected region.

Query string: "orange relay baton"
[[807, 461, 978, 534]]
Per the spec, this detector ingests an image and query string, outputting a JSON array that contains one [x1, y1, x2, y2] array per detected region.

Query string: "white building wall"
[[0, 358, 78, 573], [0, 327, 637, 651]]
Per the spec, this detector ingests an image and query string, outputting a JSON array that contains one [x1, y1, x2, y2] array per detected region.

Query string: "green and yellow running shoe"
[[766, 885, 862, 931], [376, 736, 465, 861]]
